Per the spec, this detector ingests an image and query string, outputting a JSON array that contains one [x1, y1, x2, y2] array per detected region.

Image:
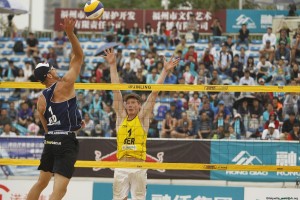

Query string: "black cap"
[[34, 63, 51, 83]]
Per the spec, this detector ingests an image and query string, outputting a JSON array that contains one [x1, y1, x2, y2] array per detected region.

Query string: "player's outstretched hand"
[[102, 48, 116, 65], [163, 55, 180, 71], [60, 17, 76, 35]]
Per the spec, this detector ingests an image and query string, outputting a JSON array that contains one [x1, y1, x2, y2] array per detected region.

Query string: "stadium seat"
[[250, 46, 260, 51], [47, 44, 53, 49], [0, 37, 10, 42], [23, 57, 32, 62], [1, 103, 9, 109], [56, 57, 62, 63], [165, 52, 172, 57], [196, 46, 205, 51], [39, 37, 51, 42], [64, 57, 70, 63], [127, 45, 138, 50], [7, 43, 14, 48], [79, 37, 89, 42], [82, 72, 92, 78], [84, 58, 90, 63], [156, 46, 166, 51], [84, 51, 93, 56], [10, 57, 20, 62], [90, 38, 102, 43], [87, 44, 98, 50], [38, 44, 45, 49], [92, 57, 105, 63], [124, 51, 129, 57], [15, 52, 25, 56], [58, 72, 65, 77], [251, 40, 263, 45], [197, 39, 209, 44], [14, 37, 24, 42], [236, 46, 248, 51], [0, 44, 5, 48], [1, 50, 13, 56], [249, 52, 260, 58], [168, 46, 175, 51]]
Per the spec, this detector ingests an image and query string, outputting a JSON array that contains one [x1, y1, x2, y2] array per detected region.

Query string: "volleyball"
[[84, 0, 105, 20]]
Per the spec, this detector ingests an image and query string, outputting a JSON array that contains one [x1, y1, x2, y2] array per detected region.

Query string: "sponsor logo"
[[0, 184, 9, 200], [232, 151, 262, 165], [204, 86, 228, 91], [128, 85, 152, 90], [93, 150, 165, 172], [233, 14, 256, 29]]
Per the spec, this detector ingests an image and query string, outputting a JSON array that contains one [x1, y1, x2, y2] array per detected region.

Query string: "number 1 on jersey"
[[48, 106, 57, 124]]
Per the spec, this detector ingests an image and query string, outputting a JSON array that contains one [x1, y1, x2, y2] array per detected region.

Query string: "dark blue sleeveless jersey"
[[42, 82, 82, 132]]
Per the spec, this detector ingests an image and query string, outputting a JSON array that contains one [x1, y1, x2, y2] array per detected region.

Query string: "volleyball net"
[[0, 82, 300, 182]]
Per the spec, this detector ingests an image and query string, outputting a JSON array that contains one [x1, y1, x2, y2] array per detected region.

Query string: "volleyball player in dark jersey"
[[26, 17, 84, 200]]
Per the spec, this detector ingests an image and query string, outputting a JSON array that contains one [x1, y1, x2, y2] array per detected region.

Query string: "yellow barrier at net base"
[[0, 159, 300, 172], [0, 82, 299, 92]]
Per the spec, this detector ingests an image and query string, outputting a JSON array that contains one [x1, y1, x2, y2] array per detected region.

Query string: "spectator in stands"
[[182, 65, 195, 84], [272, 57, 289, 86], [18, 102, 33, 127], [262, 27, 276, 47], [134, 67, 146, 84], [14, 69, 26, 82], [0, 124, 17, 136], [239, 69, 255, 85], [186, 13, 199, 42], [175, 38, 187, 56], [123, 50, 141, 72], [237, 23, 250, 47], [290, 62, 300, 82], [224, 36, 234, 53], [201, 48, 214, 72], [213, 100, 230, 130], [198, 111, 211, 139], [53, 31, 67, 56], [169, 101, 181, 120], [196, 67, 210, 85], [26, 32, 39, 57], [184, 45, 197, 63], [143, 22, 155, 42], [287, 122, 300, 140], [245, 56, 255, 79], [8, 102, 17, 122], [78, 113, 95, 136], [116, 49, 125, 71], [117, 21, 130, 46], [207, 41, 217, 59], [90, 124, 105, 137], [272, 97, 283, 121], [130, 22, 141, 45], [261, 122, 280, 140], [169, 26, 180, 46], [250, 98, 263, 120], [161, 111, 176, 138], [264, 111, 280, 130], [276, 29, 290, 49], [229, 54, 244, 83], [275, 41, 291, 63], [199, 100, 214, 120], [231, 113, 246, 139], [217, 91, 235, 112], [148, 112, 159, 138], [211, 69, 222, 84], [262, 103, 274, 123], [0, 109, 12, 129], [256, 55, 272, 83], [218, 43, 231, 75], [144, 51, 155, 71], [23, 61, 33, 80], [27, 117, 40, 136], [104, 21, 115, 42], [259, 40, 275, 63], [210, 19, 223, 44], [46, 47, 58, 69], [157, 22, 169, 47], [292, 33, 300, 62], [164, 69, 177, 84], [282, 111, 299, 135], [171, 111, 194, 138], [3, 60, 18, 81], [7, 14, 17, 40], [239, 47, 248, 67], [146, 67, 159, 84], [209, 125, 225, 139]]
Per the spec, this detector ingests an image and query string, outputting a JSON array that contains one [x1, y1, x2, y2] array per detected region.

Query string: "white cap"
[[129, 50, 136, 54], [268, 123, 275, 128]]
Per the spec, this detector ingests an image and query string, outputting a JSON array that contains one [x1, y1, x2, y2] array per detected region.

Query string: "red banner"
[[54, 9, 226, 33]]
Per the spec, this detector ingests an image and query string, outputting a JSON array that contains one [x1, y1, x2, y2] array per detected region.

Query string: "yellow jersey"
[[117, 115, 147, 160]]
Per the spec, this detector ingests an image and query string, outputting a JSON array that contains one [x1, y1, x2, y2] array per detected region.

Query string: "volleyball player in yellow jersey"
[[103, 48, 179, 200]]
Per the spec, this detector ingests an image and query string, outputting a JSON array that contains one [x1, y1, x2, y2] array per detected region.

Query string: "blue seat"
[[236, 46, 248, 51], [197, 39, 209, 44], [84, 58, 90, 63], [58, 72, 65, 77], [82, 72, 92, 78], [38, 44, 45, 49], [165, 52, 172, 57], [14, 37, 24, 42], [64, 58, 70, 63], [251, 40, 262, 45], [56, 57, 62, 63], [7, 43, 14, 48], [156, 46, 166, 51], [168, 46, 175, 51], [87, 44, 98, 50], [47, 44, 53, 49], [124, 51, 129, 57], [90, 38, 102, 43], [79, 38, 89, 42], [84, 51, 93, 56], [1, 103, 9, 109], [0, 88, 12, 92], [127, 45, 138, 50], [1, 50, 13, 55], [10, 57, 20, 62], [92, 57, 105, 63], [39, 37, 50, 42], [0, 37, 10, 42], [196, 46, 205, 51], [0, 44, 5, 48], [249, 53, 260, 58], [23, 57, 33, 62], [250, 46, 260, 51]]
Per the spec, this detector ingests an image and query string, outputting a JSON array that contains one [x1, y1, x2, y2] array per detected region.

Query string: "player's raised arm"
[[61, 17, 84, 84], [103, 48, 125, 114], [140, 56, 179, 118]]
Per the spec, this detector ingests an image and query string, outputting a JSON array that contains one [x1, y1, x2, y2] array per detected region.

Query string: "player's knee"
[[52, 187, 67, 198], [36, 178, 50, 189]]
